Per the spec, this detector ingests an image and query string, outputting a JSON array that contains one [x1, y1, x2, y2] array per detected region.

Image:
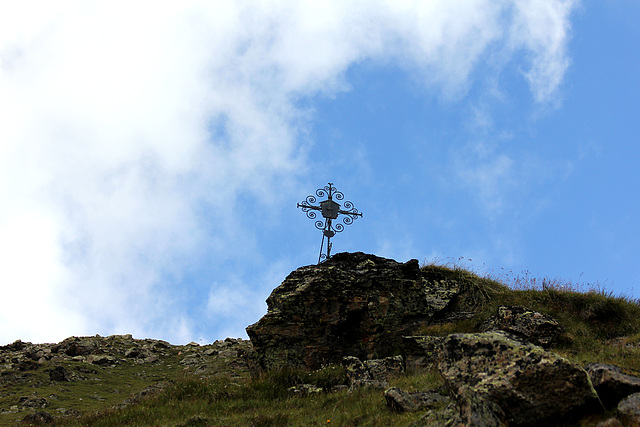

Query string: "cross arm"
[[337, 208, 362, 217], [297, 202, 322, 211]]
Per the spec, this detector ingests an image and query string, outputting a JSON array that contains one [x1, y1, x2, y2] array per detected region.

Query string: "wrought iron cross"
[[297, 183, 363, 263]]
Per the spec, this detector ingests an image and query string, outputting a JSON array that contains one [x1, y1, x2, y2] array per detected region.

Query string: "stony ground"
[[0, 335, 252, 425]]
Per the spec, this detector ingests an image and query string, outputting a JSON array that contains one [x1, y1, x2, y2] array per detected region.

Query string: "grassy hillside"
[[419, 262, 640, 371], [3, 263, 639, 426], [55, 368, 443, 426]]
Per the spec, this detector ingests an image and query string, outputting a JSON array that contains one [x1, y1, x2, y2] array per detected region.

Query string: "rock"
[[413, 395, 505, 427], [454, 389, 506, 427], [52, 337, 99, 357], [364, 355, 404, 381], [402, 336, 444, 372], [217, 349, 237, 359], [59, 408, 82, 417], [143, 355, 159, 364], [16, 359, 39, 371], [596, 418, 624, 427], [342, 356, 373, 386], [151, 340, 171, 350], [2, 340, 28, 351], [246, 252, 462, 369], [586, 363, 640, 409], [417, 405, 458, 426], [124, 346, 156, 363], [48, 366, 70, 382], [384, 387, 449, 413], [24, 346, 49, 362], [124, 347, 141, 358], [20, 411, 54, 424], [480, 305, 562, 347], [18, 396, 48, 409], [342, 355, 405, 389], [437, 331, 600, 426], [180, 355, 203, 366], [617, 392, 640, 425], [87, 355, 118, 366]]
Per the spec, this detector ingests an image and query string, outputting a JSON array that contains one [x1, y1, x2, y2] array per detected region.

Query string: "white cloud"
[[510, 0, 576, 103], [0, 1, 576, 345]]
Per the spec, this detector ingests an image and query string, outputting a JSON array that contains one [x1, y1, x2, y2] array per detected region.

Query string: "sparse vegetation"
[[3, 261, 640, 426], [54, 366, 427, 426], [421, 261, 508, 311], [420, 259, 640, 370]]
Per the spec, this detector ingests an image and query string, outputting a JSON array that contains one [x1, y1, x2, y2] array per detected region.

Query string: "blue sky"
[[1, 1, 639, 345]]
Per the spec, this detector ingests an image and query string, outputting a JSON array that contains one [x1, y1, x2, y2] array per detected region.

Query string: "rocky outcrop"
[[7, 252, 640, 425], [0, 335, 254, 423], [245, 252, 612, 423], [436, 331, 600, 426], [246, 252, 464, 369], [480, 305, 563, 347]]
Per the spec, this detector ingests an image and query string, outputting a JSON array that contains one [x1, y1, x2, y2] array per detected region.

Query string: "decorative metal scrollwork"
[[297, 182, 363, 264], [316, 184, 344, 201]]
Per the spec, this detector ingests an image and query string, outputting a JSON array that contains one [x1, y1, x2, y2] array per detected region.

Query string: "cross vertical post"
[[297, 183, 363, 263]]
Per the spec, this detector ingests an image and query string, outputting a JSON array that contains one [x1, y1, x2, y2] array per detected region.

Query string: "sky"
[[1, 1, 639, 345]]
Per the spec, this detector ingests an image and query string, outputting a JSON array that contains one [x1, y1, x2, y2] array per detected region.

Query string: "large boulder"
[[246, 252, 462, 369], [437, 331, 600, 426]]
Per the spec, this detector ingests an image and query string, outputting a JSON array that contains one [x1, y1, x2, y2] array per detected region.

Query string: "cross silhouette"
[[297, 183, 363, 263]]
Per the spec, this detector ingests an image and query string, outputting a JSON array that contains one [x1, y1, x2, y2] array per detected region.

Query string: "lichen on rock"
[[437, 331, 600, 426], [480, 305, 563, 347], [246, 252, 463, 370]]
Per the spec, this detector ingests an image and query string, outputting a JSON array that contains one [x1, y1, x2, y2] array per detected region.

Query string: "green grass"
[[54, 366, 428, 426], [3, 367, 171, 423], [0, 336, 193, 425], [420, 259, 640, 370]]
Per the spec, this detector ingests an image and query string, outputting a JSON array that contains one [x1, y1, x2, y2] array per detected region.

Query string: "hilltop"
[[2, 252, 640, 426]]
